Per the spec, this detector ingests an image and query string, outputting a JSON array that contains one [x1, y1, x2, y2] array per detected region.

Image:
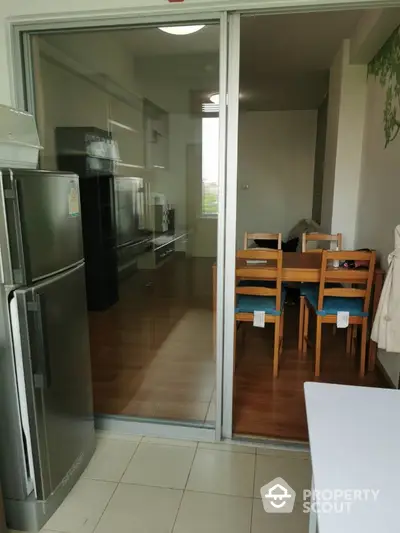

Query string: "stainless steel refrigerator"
[[0, 169, 95, 531]]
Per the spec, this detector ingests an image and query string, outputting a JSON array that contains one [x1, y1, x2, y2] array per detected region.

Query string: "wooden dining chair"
[[235, 249, 284, 377], [302, 250, 376, 377], [302, 232, 342, 253], [298, 232, 343, 351], [243, 232, 282, 250]]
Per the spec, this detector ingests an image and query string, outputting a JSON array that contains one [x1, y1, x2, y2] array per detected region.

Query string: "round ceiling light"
[[158, 25, 205, 36], [209, 93, 220, 105]]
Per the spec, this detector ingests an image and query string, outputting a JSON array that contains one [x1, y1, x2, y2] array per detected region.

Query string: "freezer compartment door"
[[0, 169, 83, 285], [15, 262, 94, 500]]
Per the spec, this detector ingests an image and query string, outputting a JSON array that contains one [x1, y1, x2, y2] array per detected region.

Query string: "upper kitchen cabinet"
[[144, 99, 169, 171], [109, 98, 145, 174]]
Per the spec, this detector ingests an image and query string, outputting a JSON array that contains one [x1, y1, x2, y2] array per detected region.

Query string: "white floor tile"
[[254, 454, 312, 498], [251, 497, 309, 533], [43, 478, 117, 533], [173, 491, 252, 533], [141, 437, 198, 448], [186, 449, 255, 497], [83, 438, 138, 482], [121, 442, 196, 489], [198, 442, 255, 454], [93, 483, 182, 533]]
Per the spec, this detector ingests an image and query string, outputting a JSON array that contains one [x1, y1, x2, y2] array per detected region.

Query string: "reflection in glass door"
[[29, 20, 224, 430]]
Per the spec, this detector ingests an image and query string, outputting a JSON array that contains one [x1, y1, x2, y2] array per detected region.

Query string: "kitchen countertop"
[[304, 382, 399, 533], [152, 231, 188, 250]]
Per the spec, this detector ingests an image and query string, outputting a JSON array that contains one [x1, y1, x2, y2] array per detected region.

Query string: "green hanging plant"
[[368, 26, 400, 147]]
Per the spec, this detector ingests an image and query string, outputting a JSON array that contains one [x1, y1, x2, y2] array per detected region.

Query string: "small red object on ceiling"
[[168, 0, 184, 2]]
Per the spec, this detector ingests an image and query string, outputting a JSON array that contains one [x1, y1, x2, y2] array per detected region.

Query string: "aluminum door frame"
[[222, 14, 241, 439]]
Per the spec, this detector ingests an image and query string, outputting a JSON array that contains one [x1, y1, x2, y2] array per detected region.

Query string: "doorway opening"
[[232, 9, 393, 442]]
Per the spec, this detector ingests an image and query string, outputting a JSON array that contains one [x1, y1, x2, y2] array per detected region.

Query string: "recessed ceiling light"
[[209, 93, 220, 105], [158, 25, 205, 36]]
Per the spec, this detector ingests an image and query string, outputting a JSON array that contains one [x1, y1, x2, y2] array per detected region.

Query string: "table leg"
[[368, 270, 384, 372]]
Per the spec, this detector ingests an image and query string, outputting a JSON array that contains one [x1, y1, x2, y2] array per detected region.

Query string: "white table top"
[[304, 382, 399, 533]]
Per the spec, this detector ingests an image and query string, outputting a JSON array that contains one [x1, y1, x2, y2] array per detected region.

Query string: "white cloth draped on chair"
[[371, 225, 400, 352]]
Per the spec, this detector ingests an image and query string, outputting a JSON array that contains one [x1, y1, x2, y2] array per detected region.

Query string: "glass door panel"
[[31, 20, 223, 428]]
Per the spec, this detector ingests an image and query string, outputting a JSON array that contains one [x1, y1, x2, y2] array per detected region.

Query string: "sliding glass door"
[[20, 12, 241, 440]]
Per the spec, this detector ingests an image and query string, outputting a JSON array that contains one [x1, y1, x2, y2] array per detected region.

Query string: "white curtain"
[[371, 225, 400, 352]]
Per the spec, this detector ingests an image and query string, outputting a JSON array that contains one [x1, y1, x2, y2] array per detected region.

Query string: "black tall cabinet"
[[56, 127, 119, 311]]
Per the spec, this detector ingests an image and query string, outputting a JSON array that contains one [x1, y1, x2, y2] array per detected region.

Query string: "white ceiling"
[[240, 11, 364, 74], [116, 9, 365, 110], [239, 10, 364, 109], [83, 9, 367, 111], [117, 24, 220, 56], [118, 10, 363, 65]]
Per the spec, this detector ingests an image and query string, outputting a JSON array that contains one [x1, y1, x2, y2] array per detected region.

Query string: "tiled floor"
[[35, 434, 312, 533]]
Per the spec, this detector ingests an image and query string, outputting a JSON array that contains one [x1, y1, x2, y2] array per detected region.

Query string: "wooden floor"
[[89, 256, 389, 441], [233, 306, 389, 442], [89, 255, 216, 424]]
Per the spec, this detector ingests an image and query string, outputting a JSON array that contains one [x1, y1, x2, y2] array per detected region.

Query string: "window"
[[201, 116, 219, 216]]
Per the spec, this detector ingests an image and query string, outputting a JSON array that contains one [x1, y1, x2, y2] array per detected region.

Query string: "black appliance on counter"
[[56, 126, 119, 311], [167, 207, 175, 233]]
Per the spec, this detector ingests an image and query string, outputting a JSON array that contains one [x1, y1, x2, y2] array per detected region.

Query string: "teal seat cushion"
[[306, 291, 368, 317], [300, 283, 318, 298], [235, 291, 285, 316], [300, 283, 342, 298]]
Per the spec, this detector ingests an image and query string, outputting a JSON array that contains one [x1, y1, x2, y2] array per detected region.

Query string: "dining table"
[[212, 252, 384, 371]]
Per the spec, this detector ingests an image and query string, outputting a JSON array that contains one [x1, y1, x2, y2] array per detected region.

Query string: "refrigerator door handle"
[[10, 179, 28, 284], [2, 178, 27, 285], [29, 293, 51, 389]]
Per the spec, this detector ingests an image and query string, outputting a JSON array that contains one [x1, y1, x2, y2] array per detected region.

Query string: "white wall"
[[330, 45, 367, 247], [355, 76, 400, 386], [321, 40, 368, 248], [320, 45, 343, 234], [236, 110, 317, 247], [312, 97, 328, 223], [355, 77, 400, 266]]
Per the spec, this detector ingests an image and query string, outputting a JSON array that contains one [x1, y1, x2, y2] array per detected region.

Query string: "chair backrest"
[[318, 250, 376, 313], [236, 249, 283, 312], [302, 232, 342, 253], [244, 232, 282, 250]]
